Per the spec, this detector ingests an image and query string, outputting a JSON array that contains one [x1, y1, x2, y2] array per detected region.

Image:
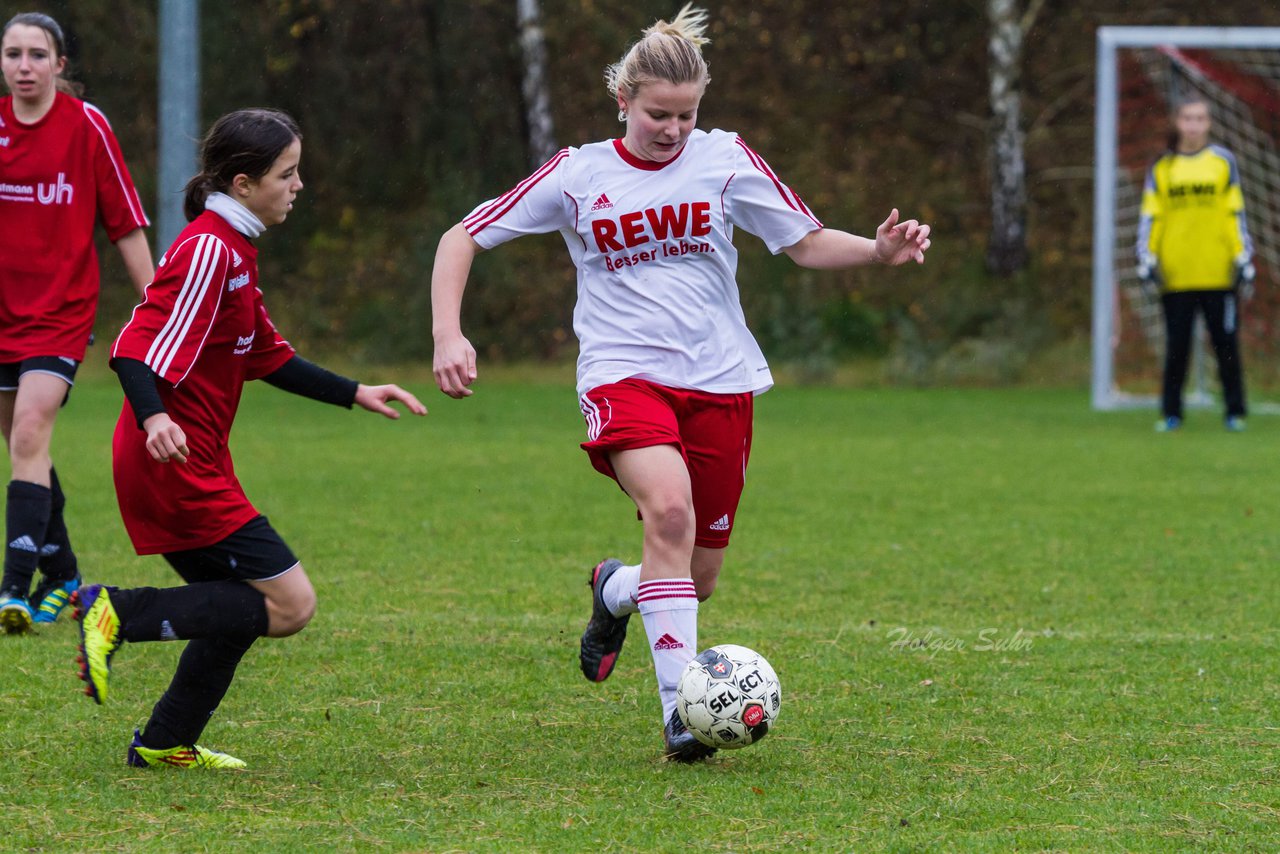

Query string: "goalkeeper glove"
[[1136, 255, 1161, 297], [1235, 255, 1256, 301], [1136, 253, 1159, 281]]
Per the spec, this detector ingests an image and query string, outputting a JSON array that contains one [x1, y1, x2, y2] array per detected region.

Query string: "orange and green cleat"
[[74, 584, 123, 704], [127, 730, 246, 770]]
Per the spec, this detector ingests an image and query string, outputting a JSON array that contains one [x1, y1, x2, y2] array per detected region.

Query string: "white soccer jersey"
[[463, 129, 823, 396]]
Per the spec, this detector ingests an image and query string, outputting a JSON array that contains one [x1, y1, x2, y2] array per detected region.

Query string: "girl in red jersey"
[[72, 108, 426, 770], [431, 5, 930, 761], [0, 12, 154, 633]]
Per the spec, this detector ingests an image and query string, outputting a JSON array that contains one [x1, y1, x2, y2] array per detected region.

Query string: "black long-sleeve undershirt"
[[111, 356, 358, 429], [112, 357, 166, 427]]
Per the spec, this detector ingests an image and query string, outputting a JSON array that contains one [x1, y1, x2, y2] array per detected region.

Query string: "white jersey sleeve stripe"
[[146, 234, 224, 378], [146, 234, 216, 373], [464, 149, 570, 235], [82, 102, 149, 227], [156, 237, 225, 381], [734, 138, 822, 227]]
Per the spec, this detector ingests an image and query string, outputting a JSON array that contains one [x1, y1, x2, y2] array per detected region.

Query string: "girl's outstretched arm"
[[783, 209, 931, 269]]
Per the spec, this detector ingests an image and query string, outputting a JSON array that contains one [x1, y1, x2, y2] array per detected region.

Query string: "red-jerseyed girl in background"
[[73, 109, 426, 770], [0, 12, 154, 632]]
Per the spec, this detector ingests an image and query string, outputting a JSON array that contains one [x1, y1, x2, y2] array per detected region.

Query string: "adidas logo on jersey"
[[709, 514, 731, 531], [231, 249, 243, 267], [8, 535, 38, 553], [590, 193, 614, 211], [0, 137, 9, 148], [653, 633, 684, 651]]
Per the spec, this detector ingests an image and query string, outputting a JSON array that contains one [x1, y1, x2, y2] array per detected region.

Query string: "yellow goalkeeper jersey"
[[1137, 145, 1253, 291]]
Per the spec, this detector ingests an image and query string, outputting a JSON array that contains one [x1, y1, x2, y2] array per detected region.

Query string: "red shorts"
[[579, 378, 753, 548]]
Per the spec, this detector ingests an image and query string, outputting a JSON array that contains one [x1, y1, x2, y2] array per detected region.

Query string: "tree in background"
[[517, 0, 557, 168], [986, 0, 1044, 277]]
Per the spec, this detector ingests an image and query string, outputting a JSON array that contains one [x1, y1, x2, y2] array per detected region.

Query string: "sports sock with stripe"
[[637, 577, 698, 723]]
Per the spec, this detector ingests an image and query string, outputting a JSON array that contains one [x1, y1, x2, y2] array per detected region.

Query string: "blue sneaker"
[[1225, 416, 1246, 432], [31, 572, 81, 624], [0, 588, 33, 635], [1154, 415, 1182, 433]]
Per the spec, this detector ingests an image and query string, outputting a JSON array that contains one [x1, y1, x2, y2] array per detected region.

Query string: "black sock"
[[112, 581, 269, 643], [140, 633, 256, 748], [38, 468, 77, 582], [2, 480, 52, 595]]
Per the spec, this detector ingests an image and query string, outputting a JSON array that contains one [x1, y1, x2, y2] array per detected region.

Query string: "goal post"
[[1092, 27, 1280, 411]]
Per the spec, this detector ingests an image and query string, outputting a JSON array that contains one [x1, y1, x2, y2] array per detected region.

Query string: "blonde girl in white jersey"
[[431, 4, 931, 761]]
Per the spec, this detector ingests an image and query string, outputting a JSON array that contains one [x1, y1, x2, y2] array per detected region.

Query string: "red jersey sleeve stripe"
[[463, 148, 570, 236], [146, 234, 226, 378], [82, 103, 149, 228], [734, 138, 823, 228], [463, 147, 568, 230]]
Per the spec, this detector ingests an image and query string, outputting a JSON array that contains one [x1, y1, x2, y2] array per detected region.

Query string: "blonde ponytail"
[[605, 4, 711, 101]]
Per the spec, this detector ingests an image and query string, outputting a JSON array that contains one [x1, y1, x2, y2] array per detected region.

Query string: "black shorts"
[[0, 356, 80, 400], [162, 516, 299, 584]]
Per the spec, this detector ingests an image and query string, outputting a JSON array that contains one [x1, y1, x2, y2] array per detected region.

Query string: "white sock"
[[602, 563, 641, 617], [637, 578, 698, 724]]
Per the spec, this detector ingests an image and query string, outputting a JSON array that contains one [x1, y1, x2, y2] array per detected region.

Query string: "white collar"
[[205, 192, 265, 238]]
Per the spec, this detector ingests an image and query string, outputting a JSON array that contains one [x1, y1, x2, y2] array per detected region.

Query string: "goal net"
[[1092, 28, 1280, 411]]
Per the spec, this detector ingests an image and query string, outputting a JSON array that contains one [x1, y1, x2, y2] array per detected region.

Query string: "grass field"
[[2, 367, 1278, 852]]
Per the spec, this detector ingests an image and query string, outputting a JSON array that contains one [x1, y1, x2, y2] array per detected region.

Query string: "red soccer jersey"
[[110, 211, 294, 554], [0, 92, 149, 362]]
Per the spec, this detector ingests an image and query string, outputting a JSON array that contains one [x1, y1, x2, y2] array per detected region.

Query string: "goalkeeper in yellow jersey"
[[1137, 96, 1255, 433]]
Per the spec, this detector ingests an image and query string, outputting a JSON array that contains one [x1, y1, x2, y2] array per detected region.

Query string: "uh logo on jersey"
[[591, 200, 715, 271], [0, 172, 73, 204], [35, 172, 74, 205]]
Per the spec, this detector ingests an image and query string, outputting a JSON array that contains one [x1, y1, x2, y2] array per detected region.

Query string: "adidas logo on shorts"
[[709, 514, 731, 532]]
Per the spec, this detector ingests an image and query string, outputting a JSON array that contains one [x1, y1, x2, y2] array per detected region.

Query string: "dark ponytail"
[[181, 174, 219, 222], [182, 108, 302, 222]]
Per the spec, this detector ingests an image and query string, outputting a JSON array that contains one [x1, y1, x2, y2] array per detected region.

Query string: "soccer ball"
[[675, 644, 781, 749]]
